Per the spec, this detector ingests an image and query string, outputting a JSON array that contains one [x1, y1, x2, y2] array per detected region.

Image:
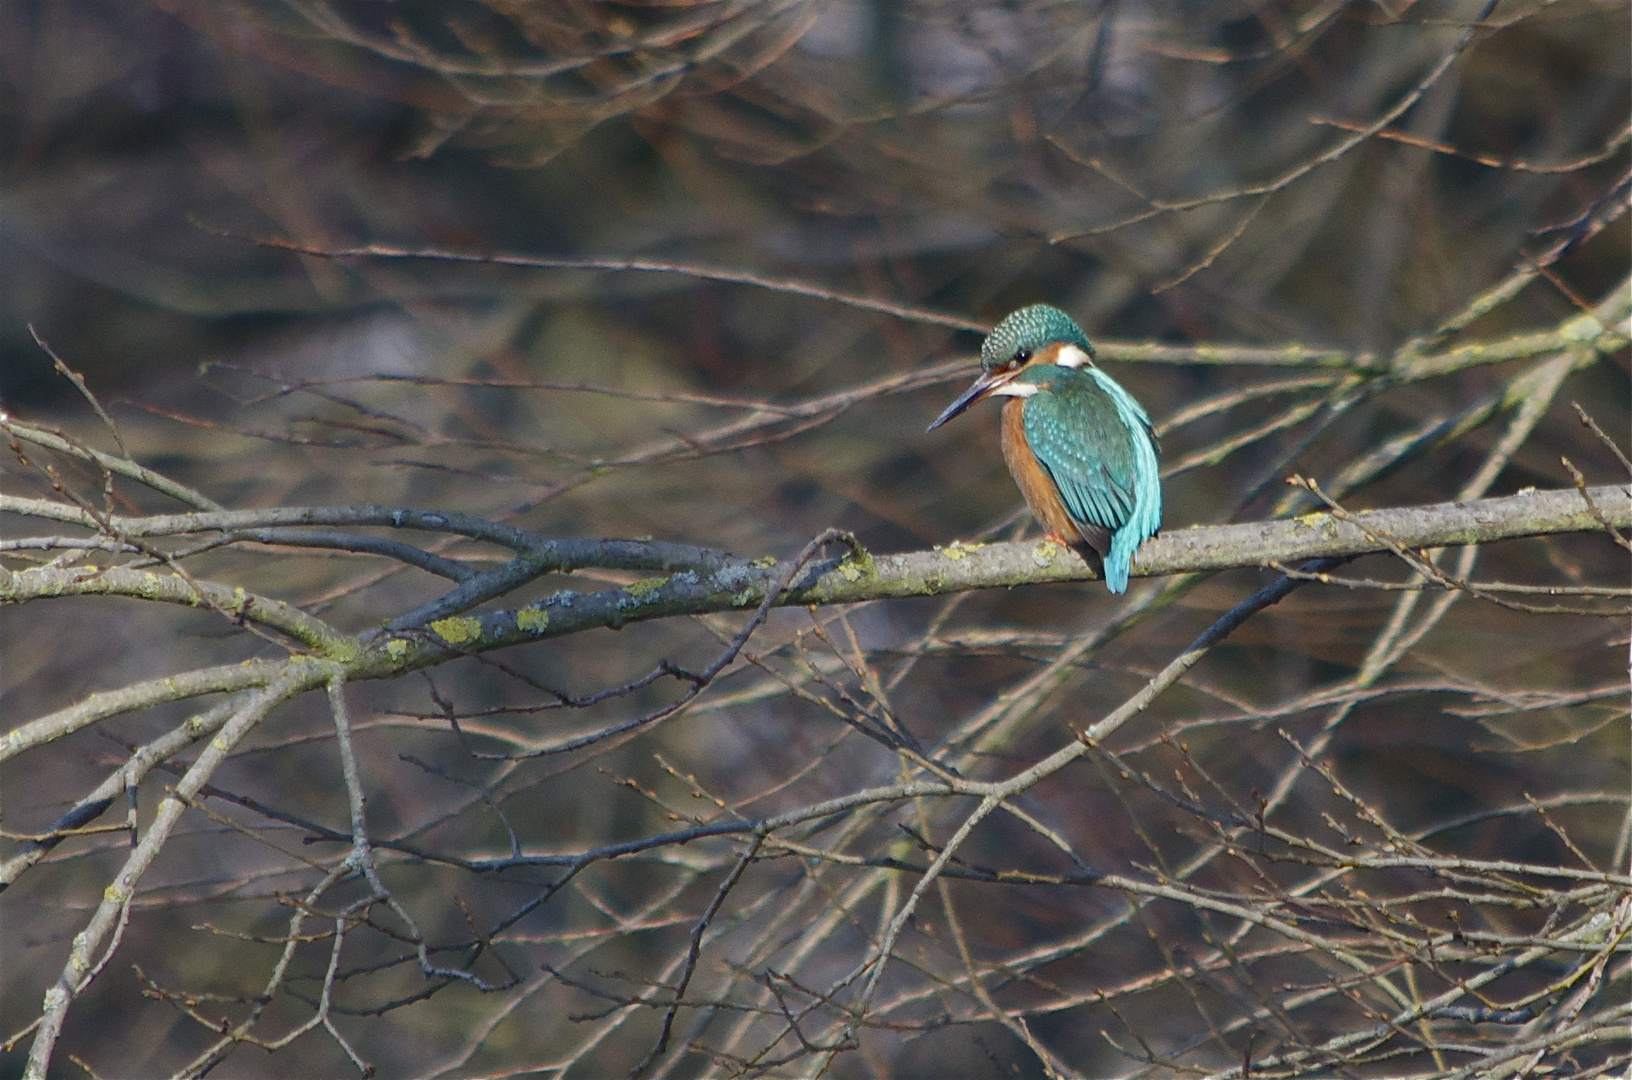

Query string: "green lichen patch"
[[1293, 512, 1338, 537], [938, 539, 984, 561], [835, 548, 877, 583], [428, 616, 483, 645], [622, 576, 669, 600], [1030, 540, 1062, 566]]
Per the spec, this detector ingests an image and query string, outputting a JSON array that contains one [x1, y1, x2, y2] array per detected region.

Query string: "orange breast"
[[1000, 398, 1104, 553]]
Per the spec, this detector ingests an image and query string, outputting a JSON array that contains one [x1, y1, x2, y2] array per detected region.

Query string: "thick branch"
[[345, 484, 1628, 674]]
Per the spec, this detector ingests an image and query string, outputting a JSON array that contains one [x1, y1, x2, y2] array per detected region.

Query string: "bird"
[[926, 304, 1161, 593]]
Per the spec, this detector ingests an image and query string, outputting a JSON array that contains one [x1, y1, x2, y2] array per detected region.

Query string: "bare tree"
[[3, 1, 1628, 1077]]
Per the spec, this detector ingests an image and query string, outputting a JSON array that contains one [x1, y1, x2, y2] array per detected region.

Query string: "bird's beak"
[[926, 369, 1012, 432]]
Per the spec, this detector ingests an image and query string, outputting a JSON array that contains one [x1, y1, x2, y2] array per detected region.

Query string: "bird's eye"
[[1013, 350, 1031, 364]]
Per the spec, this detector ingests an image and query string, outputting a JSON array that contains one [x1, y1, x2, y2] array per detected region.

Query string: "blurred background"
[[2, 0, 1628, 1076]]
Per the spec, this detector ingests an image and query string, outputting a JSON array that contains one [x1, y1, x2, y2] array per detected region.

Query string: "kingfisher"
[[927, 304, 1161, 593]]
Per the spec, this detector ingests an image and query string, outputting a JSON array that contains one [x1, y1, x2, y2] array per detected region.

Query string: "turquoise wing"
[[1021, 367, 1161, 592], [1020, 371, 1142, 532]]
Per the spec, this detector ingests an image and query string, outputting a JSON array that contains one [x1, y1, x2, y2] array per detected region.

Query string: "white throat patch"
[[1053, 344, 1092, 369], [989, 380, 1039, 397]]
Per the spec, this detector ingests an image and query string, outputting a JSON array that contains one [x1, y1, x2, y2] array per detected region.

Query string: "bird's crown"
[[981, 304, 1092, 370]]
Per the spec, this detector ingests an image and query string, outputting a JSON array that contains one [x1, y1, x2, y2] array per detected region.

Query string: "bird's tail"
[[1103, 531, 1136, 593]]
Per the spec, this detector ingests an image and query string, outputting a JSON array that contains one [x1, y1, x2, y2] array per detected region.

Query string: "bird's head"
[[927, 305, 1095, 431]]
